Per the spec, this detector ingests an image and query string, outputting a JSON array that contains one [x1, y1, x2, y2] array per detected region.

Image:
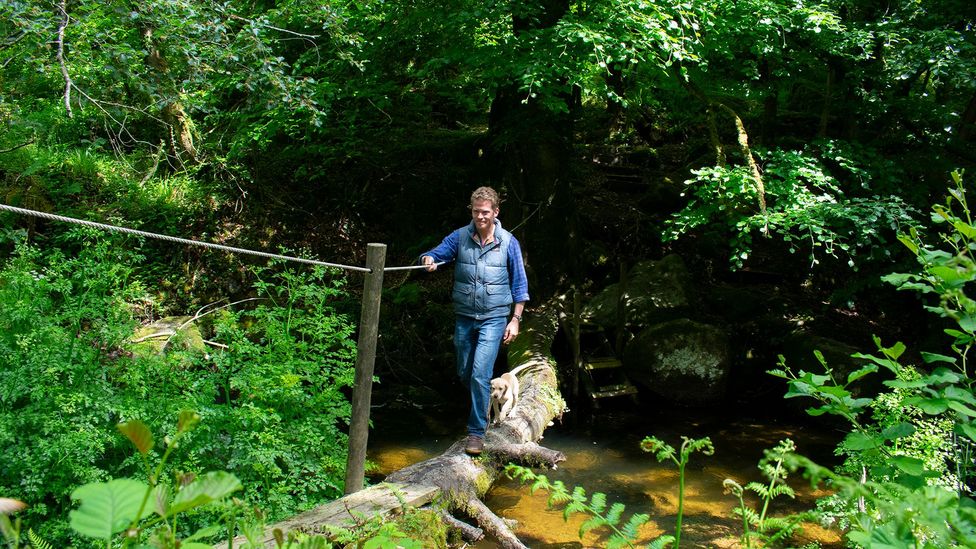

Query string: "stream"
[[367, 394, 846, 548]]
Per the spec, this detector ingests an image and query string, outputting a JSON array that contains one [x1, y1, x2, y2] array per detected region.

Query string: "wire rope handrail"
[[0, 203, 446, 273]]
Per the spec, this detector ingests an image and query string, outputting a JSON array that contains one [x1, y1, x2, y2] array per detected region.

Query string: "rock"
[[131, 316, 207, 356], [581, 254, 693, 329], [623, 319, 731, 405]]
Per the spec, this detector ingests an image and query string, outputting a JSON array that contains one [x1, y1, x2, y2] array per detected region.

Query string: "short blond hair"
[[470, 186, 500, 209]]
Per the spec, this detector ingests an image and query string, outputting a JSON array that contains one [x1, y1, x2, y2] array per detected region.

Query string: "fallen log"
[[385, 298, 567, 548], [213, 298, 567, 548]]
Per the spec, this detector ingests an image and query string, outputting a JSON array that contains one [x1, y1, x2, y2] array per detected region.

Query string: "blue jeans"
[[455, 314, 507, 437]]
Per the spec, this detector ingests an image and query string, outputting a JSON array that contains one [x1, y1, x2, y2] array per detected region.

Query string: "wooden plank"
[[590, 384, 638, 399], [213, 483, 439, 548], [583, 357, 622, 370]]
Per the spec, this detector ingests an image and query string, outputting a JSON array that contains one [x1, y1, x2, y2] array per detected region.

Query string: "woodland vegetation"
[[1, 0, 975, 547]]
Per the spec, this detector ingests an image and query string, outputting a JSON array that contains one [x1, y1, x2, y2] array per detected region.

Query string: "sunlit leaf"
[[170, 472, 242, 515], [69, 479, 150, 539], [117, 420, 154, 455]]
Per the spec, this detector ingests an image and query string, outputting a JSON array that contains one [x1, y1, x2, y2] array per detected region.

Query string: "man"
[[421, 186, 529, 456]]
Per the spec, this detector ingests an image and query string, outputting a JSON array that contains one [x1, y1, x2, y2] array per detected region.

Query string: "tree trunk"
[[386, 298, 567, 547], [673, 66, 767, 214], [136, 8, 197, 164], [485, 0, 577, 298]]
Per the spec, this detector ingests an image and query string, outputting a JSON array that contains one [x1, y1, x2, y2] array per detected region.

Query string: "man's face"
[[471, 199, 498, 232]]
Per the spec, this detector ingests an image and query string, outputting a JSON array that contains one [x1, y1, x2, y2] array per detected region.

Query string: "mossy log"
[[384, 297, 567, 548]]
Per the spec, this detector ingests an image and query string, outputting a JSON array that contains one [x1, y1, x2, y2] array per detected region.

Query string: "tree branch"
[[55, 0, 72, 118], [0, 139, 35, 154]]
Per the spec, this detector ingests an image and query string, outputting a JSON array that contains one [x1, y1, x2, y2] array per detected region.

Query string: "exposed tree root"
[[465, 497, 528, 549], [434, 507, 484, 543]]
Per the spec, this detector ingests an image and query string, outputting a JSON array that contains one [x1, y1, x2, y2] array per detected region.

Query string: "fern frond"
[[621, 513, 649, 540], [589, 492, 607, 514], [579, 516, 606, 538], [28, 529, 54, 549], [605, 502, 625, 526], [745, 482, 768, 497], [649, 534, 675, 549]]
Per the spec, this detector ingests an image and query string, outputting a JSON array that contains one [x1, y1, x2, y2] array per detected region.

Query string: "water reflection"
[[368, 401, 844, 548]]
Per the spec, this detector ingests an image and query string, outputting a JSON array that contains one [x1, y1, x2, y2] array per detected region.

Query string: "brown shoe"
[[465, 435, 484, 456]]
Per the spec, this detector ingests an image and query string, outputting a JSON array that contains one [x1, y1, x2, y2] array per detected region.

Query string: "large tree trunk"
[[385, 298, 567, 548], [485, 0, 578, 297]]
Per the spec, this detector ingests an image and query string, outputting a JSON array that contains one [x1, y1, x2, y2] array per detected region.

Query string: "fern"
[[504, 464, 645, 548], [726, 439, 804, 547], [27, 530, 52, 549]]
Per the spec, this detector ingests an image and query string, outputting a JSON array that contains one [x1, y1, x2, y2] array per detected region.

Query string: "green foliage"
[[724, 439, 808, 547], [66, 413, 244, 548], [505, 464, 652, 549], [770, 172, 976, 546], [0, 241, 357, 545], [640, 436, 714, 549], [665, 144, 918, 269]]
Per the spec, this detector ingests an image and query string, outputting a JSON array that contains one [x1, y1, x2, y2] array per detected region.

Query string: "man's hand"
[[503, 318, 520, 344], [422, 255, 437, 272]]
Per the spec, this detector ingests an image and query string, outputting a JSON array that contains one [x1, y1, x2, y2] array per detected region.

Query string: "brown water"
[[367, 400, 845, 548]]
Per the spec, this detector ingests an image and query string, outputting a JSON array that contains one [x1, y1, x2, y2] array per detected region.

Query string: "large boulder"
[[623, 319, 731, 405], [581, 254, 693, 329]]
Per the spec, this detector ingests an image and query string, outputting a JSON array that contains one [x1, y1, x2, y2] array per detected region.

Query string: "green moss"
[[391, 507, 449, 548]]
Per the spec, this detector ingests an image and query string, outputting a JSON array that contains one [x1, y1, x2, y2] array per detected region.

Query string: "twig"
[[130, 331, 175, 343], [226, 13, 320, 39], [0, 139, 35, 154], [55, 0, 72, 118], [177, 297, 266, 332]]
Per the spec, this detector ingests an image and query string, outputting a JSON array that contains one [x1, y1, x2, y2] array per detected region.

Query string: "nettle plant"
[[664, 143, 917, 269], [772, 172, 976, 546]]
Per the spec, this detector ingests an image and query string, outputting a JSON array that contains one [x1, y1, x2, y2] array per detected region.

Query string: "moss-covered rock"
[[623, 318, 730, 405], [581, 254, 693, 330]]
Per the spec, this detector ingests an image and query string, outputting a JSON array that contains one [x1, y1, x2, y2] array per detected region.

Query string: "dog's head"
[[490, 378, 508, 400]]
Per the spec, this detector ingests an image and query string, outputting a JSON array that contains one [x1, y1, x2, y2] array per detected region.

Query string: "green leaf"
[[890, 456, 927, 476], [649, 535, 676, 549], [170, 472, 242, 515], [579, 516, 605, 538], [183, 524, 222, 542], [956, 421, 976, 442], [907, 397, 949, 414], [117, 420, 154, 455], [846, 364, 878, 385], [920, 352, 957, 365], [880, 422, 916, 440], [842, 431, 880, 450], [953, 220, 976, 239], [896, 233, 919, 254], [948, 400, 976, 417], [69, 479, 151, 539]]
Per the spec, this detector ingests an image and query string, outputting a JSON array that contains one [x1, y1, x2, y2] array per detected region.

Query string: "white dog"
[[489, 364, 535, 424]]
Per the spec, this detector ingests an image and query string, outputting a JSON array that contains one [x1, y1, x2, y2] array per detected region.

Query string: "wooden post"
[[615, 261, 628, 357], [344, 243, 386, 495], [571, 287, 581, 403]]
